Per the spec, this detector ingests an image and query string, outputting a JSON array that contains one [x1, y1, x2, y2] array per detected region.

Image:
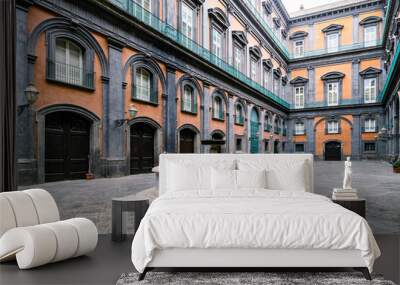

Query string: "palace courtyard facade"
[[15, 0, 400, 185]]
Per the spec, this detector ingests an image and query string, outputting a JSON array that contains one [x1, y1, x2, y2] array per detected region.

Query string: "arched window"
[[213, 96, 224, 120], [135, 67, 152, 101], [274, 117, 280, 134], [55, 38, 83, 86], [264, 114, 271, 131], [182, 85, 196, 113], [235, 104, 244, 125]]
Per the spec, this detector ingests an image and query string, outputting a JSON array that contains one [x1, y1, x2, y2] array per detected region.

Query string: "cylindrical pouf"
[[0, 226, 57, 269], [64, 218, 98, 257]]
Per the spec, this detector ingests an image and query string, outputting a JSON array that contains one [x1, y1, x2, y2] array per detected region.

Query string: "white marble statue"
[[342, 157, 352, 190]]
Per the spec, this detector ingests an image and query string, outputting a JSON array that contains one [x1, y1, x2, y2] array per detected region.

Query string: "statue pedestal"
[[332, 188, 359, 200]]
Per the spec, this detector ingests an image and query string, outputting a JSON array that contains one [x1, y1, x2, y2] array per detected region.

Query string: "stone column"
[[260, 109, 265, 152], [307, 66, 315, 106], [352, 59, 361, 103], [103, 38, 126, 177], [16, 2, 36, 185], [351, 115, 361, 160], [227, 95, 235, 153], [247, 103, 253, 153], [306, 118, 315, 155], [165, 65, 177, 153]]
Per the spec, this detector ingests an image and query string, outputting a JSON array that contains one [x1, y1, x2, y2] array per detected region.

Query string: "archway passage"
[[45, 111, 90, 182], [130, 122, 155, 174], [325, 141, 342, 161], [180, 128, 196, 153]]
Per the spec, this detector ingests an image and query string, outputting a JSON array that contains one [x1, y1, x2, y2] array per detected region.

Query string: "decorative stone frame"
[[293, 119, 306, 136], [178, 0, 203, 42], [232, 31, 248, 73], [360, 113, 379, 133], [325, 117, 342, 135], [234, 101, 245, 126], [264, 111, 273, 132], [359, 16, 382, 44], [249, 46, 262, 82], [36, 104, 101, 184], [289, 31, 308, 57], [177, 124, 201, 153], [322, 24, 343, 52], [211, 90, 227, 121], [45, 31, 95, 90], [359, 67, 382, 104], [178, 75, 202, 115], [262, 59, 273, 89], [321, 71, 345, 106], [262, 1, 272, 15], [290, 76, 308, 108], [126, 116, 163, 172], [208, 8, 230, 60], [273, 17, 281, 29]]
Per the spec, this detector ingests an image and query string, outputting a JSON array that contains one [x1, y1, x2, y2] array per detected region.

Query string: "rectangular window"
[[233, 45, 243, 72], [212, 28, 223, 58], [364, 142, 376, 152], [294, 40, 304, 58], [55, 39, 83, 86], [327, 82, 339, 106], [364, 78, 377, 103], [136, 0, 151, 11], [264, 140, 269, 153], [181, 2, 194, 41], [327, 33, 339, 52], [294, 122, 305, 135], [250, 59, 258, 82], [136, 68, 151, 101], [364, 25, 377, 47], [364, 119, 376, 132], [294, 86, 304, 108], [327, 121, 339, 134], [236, 138, 242, 151], [295, 144, 305, 152]]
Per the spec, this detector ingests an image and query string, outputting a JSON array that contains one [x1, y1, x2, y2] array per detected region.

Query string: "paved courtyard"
[[20, 160, 400, 234]]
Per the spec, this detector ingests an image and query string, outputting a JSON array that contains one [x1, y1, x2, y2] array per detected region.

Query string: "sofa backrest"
[[159, 154, 314, 195], [0, 189, 60, 237]]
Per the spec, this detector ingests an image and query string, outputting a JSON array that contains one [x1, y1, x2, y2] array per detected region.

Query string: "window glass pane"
[[364, 25, 377, 47], [136, 68, 151, 101], [251, 60, 257, 81], [327, 33, 339, 52], [364, 78, 376, 103], [55, 39, 67, 64], [294, 40, 304, 58], [294, 86, 304, 108], [55, 39, 83, 85], [295, 144, 305, 152], [364, 142, 376, 152], [327, 82, 339, 106], [136, 0, 151, 11], [183, 86, 193, 111], [295, 122, 304, 134], [212, 29, 222, 57], [181, 2, 193, 40], [364, 119, 376, 132], [233, 46, 242, 71], [327, 121, 339, 133]]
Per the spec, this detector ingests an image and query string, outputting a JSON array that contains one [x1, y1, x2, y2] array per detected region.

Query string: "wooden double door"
[[45, 111, 90, 182], [130, 123, 155, 174], [179, 129, 196, 153], [325, 141, 342, 161]]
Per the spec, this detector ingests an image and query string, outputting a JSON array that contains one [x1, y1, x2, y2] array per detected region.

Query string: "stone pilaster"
[[307, 66, 315, 105], [351, 115, 361, 160], [102, 37, 126, 177], [306, 118, 315, 155], [227, 95, 235, 153], [165, 65, 177, 153], [352, 59, 361, 103]]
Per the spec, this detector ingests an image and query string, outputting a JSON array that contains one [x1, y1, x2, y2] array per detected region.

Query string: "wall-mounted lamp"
[[18, 83, 39, 115], [377, 127, 391, 141], [115, 104, 138, 127]]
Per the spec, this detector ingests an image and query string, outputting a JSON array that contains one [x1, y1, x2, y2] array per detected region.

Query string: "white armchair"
[[0, 189, 98, 269]]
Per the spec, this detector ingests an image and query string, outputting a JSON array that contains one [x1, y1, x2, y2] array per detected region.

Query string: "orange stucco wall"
[[360, 58, 381, 71], [314, 16, 353, 49], [291, 68, 308, 79], [27, 6, 56, 34], [314, 116, 353, 158], [314, 63, 352, 101], [293, 135, 307, 143], [361, 132, 378, 141]]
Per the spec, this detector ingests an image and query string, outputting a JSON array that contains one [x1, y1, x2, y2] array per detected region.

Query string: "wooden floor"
[[0, 235, 399, 285]]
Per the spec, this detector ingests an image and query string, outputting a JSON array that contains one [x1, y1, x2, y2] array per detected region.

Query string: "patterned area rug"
[[116, 272, 396, 285]]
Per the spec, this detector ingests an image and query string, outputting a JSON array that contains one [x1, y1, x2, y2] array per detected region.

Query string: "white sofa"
[[0, 189, 98, 269]]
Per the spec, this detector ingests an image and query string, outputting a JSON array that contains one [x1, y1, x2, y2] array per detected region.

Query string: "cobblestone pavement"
[[20, 160, 400, 234]]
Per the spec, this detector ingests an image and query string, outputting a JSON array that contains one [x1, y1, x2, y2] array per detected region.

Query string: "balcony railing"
[[378, 40, 400, 102], [290, 39, 383, 59], [108, 0, 290, 109], [241, 0, 289, 58], [291, 98, 365, 109], [46, 59, 95, 90]]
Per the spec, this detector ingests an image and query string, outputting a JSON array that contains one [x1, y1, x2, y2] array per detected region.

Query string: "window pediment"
[[321, 71, 345, 80], [359, 67, 382, 77], [359, 16, 382, 26], [249, 46, 262, 60], [290, 76, 308, 85], [262, 59, 273, 70], [273, 17, 281, 28], [322, 24, 344, 33], [232, 31, 248, 47], [281, 75, 288, 86], [208, 8, 230, 30], [281, 29, 288, 39], [262, 1, 272, 14], [289, 31, 308, 40], [273, 68, 282, 79]]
